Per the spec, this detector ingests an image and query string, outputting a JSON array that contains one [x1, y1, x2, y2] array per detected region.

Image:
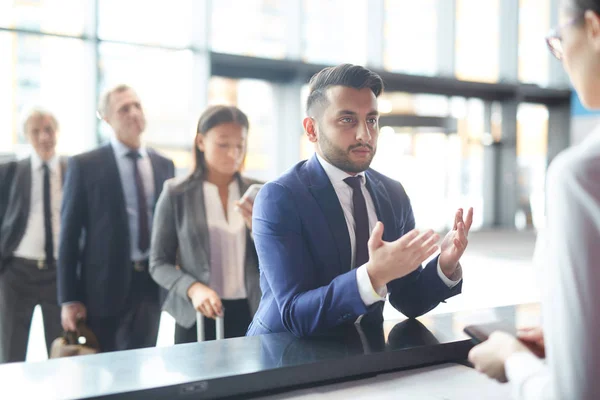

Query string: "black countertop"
[[0, 303, 540, 400]]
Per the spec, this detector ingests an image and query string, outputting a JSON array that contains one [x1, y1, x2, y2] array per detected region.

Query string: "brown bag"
[[50, 321, 101, 358]]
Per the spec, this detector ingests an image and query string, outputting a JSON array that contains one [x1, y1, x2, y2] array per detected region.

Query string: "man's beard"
[[317, 128, 376, 173]]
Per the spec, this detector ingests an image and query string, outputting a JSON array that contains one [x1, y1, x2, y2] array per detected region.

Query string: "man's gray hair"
[[98, 84, 134, 117], [21, 107, 59, 135]]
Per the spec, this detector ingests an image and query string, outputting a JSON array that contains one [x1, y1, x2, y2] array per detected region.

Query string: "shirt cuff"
[[505, 351, 549, 400], [356, 264, 387, 306], [437, 259, 462, 288]]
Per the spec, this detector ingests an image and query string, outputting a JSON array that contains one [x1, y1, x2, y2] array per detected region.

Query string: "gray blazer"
[[0, 156, 67, 268], [149, 173, 262, 329]]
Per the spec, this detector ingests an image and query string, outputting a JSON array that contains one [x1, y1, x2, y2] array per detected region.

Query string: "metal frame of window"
[[0, 0, 571, 228]]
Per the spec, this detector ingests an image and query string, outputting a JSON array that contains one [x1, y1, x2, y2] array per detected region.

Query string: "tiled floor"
[[24, 229, 540, 362]]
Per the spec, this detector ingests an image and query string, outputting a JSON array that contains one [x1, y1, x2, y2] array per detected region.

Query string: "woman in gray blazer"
[[150, 105, 261, 343]]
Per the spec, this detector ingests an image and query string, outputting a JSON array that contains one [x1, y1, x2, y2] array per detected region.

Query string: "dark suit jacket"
[[149, 173, 262, 328], [0, 156, 68, 269], [57, 144, 174, 318], [247, 154, 462, 337]]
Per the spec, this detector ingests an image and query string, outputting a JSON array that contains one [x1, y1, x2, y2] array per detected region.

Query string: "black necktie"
[[126, 151, 149, 253], [42, 163, 54, 263], [344, 176, 369, 268]]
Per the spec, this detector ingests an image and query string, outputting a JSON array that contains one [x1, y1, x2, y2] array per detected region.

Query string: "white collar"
[[316, 153, 366, 188], [31, 152, 59, 172], [110, 136, 148, 159]]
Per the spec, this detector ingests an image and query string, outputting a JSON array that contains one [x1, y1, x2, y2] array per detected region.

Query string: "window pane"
[[371, 131, 463, 231], [0, 33, 96, 156], [208, 77, 278, 181], [98, 0, 194, 47], [98, 43, 197, 163], [378, 92, 449, 117], [517, 103, 548, 229], [519, 0, 550, 85], [372, 94, 484, 231], [455, 0, 499, 82], [211, 0, 286, 59], [303, 0, 368, 65], [384, 0, 437, 75], [0, 0, 87, 36]]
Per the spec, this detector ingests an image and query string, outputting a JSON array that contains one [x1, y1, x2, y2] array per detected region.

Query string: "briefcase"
[[50, 321, 101, 358]]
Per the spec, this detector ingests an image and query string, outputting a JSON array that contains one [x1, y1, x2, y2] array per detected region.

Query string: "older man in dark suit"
[[58, 85, 175, 352], [0, 109, 67, 363]]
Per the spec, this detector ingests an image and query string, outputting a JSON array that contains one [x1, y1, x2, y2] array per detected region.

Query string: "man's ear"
[[303, 117, 318, 143]]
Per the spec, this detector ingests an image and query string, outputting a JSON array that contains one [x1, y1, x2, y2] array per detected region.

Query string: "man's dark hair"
[[568, 0, 600, 13], [306, 64, 384, 116]]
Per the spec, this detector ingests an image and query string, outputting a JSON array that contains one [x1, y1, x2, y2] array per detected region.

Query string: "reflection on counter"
[[0, 303, 540, 400]]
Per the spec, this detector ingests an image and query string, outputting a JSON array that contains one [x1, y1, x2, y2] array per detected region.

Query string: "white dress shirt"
[[316, 154, 460, 307], [505, 128, 600, 400], [203, 180, 247, 300], [110, 137, 155, 262], [13, 153, 62, 260]]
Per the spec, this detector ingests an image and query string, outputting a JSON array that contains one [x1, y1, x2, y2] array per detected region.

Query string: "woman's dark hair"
[[566, 0, 600, 17], [191, 105, 250, 177]]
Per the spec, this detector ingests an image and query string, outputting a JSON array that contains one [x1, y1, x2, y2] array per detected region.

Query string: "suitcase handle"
[[196, 312, 224, 341]]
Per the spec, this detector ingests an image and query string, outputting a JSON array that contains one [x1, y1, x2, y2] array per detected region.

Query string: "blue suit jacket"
[[247, 154, 461, 337], [57, 144, 174, 317]]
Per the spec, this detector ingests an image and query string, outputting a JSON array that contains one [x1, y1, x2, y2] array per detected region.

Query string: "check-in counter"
[[0, 303, 540, 399]]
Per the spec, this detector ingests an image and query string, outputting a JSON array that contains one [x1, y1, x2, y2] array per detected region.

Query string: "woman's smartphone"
[[240, 183, 264, 204]]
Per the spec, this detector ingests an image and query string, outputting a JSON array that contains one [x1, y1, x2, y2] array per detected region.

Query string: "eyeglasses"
[[545, 17, 581, 60]]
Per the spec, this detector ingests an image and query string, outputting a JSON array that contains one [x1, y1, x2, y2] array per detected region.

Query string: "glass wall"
[[370, 93, 485, 232], [98, 0, 195, 47], [518, 0, 551, 85], [302, 0, 368, 65], [383, 0, 438, 76], [0, 0, 562, 159], [0, 32, 96, 156], [211, 0, 286, 59], [0, 0, 87, 36], [516, 103, 549, 229], [455, 0, 500, 82]]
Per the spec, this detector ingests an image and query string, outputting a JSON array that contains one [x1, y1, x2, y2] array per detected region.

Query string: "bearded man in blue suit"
[[247, 64, 473, 338]]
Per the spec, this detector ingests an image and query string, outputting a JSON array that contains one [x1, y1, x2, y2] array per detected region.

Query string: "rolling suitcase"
[[196, 312, 225, 341]]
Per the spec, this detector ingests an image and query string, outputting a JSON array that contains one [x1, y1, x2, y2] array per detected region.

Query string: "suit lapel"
[[104, 144, 129, 229], [306, 155, 351, 273], [147, 150, 162, 208], [59, 156, 68, 186], [365, 171, 397, 242], [188, 178, 211, 263], [15, 158, 32, 223]]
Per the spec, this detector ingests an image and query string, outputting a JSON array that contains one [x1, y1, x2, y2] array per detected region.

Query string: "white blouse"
[[505, 128, 600, 400], [203, 180, 247, 300]]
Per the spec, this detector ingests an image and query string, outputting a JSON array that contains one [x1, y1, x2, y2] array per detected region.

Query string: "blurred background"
[[2, 0, 600, 360]]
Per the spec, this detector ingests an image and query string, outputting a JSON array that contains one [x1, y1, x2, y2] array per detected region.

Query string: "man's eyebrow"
[[336, 110, 358, 116]]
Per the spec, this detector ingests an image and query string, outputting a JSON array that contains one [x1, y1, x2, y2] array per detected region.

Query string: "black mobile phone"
[[463, 321, 519, 344], [464, 321, 545, 357]]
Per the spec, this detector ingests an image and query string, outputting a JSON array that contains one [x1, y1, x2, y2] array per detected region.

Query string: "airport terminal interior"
[[1, 0, 598, 399]]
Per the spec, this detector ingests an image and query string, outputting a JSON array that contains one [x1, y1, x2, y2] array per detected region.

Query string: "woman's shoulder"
[[548, 134, 600, 190], [163, 174, 202, 196], [240, 174, 265, 186]]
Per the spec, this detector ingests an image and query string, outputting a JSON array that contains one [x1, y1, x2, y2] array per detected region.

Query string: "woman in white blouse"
[[150, 105, 262, 343], [468, 1, 600, 399]]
